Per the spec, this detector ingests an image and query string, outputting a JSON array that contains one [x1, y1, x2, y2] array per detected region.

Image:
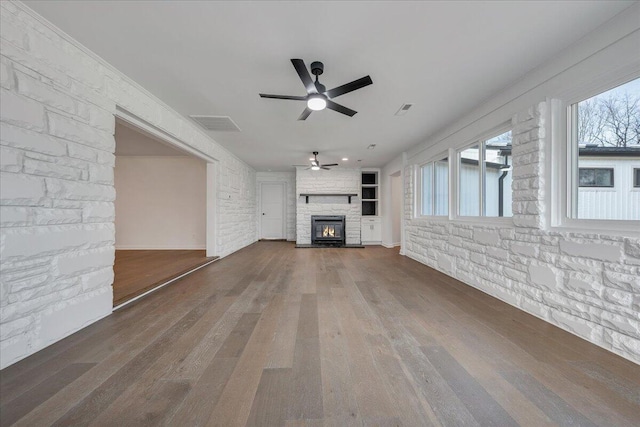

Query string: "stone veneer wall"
[[404, 102, 640, 363], [0, 2, 256, 368], [296, 167, 361, 245], [256, 172, 296, 241]]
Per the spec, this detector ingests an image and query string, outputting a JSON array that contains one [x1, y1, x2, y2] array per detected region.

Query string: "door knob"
[[262, 213, 265, 215]]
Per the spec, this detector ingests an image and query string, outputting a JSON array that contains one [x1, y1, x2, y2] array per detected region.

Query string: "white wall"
[[0, 1, 256, 369], [115, 156, 206, 249], [381, 155, 403, 247], [389, 173, 402, 246], [296, 167, 361, 245], [397, 5, 640, 364], [256, 171, 296, 241]]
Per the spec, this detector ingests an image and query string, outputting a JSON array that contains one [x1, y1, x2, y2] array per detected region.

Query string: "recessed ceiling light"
[[342, 157, 348, 161]]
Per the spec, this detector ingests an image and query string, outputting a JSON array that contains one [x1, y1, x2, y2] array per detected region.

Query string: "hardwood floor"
[[113, 250, 216, 306], [1, 241, 638, 426]]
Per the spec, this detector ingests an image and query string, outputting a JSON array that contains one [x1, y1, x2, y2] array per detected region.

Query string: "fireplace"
[[311, 215, 346, 246]]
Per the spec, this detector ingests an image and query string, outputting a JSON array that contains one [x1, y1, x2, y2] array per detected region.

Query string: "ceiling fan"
[[307, 152, 338, 170], [259, 59, 373, 120]]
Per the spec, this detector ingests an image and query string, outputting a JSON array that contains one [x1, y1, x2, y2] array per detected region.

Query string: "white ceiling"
[[25, 1, 635, 171]]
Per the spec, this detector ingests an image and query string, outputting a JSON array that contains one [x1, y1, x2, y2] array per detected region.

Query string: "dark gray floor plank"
[[246, 368, 292, 427], [422, 345, 518, 426], [168, 357, 238, 426], [0, 363, 95, 427], [215, 313, 261, 358], [570, 360, 640, 405], [105, 379, 191, 427], [500, 370, 599, 427]]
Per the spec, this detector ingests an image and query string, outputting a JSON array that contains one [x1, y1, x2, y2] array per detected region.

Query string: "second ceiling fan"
[[308, 152, 337, 170], [260, 59, 373, 120]]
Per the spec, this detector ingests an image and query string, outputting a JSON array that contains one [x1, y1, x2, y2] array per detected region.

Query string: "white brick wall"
[[296, 167, 361, 245], [0, 2, 256, 368], [256, 172, 296, 241], [404, 102, 640, 364]]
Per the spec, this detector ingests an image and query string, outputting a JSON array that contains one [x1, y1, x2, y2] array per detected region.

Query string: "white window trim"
[[453, 124, 514, 225], [547, 70, 640, 237], [416, 150, 450, 218], [631, 167, 640, 188], [577, 166, 615, 189]]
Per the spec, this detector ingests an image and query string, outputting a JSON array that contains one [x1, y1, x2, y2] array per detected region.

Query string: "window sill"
[[453, 216, 515, 227], [550, 219, 640, 238], [412, 215, 450, 222], [411, 215, 515, 228]]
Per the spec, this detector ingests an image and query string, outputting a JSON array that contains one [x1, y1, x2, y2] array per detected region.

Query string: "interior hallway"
[[0, 242, 638, 426]]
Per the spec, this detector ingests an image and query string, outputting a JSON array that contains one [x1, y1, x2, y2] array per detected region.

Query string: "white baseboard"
[[382, 242, 401, 248], [115, 246, 206, 250]]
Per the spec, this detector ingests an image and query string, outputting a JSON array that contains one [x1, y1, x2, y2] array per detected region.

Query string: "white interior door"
[[260, 182, 285, 239]]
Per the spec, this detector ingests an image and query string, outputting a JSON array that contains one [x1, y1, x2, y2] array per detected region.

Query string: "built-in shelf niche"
[[361, 170, 379, 216]]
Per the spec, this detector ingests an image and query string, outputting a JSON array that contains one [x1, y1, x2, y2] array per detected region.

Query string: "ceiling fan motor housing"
[[310, 61, 324, 76]]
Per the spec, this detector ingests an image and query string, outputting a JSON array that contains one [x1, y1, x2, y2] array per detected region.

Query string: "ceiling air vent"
[[395, 103, 413, 116], [190, 115, 241, 132]]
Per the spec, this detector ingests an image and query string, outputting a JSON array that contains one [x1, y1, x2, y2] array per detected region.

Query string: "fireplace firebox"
[[311, 215, 346, 246]]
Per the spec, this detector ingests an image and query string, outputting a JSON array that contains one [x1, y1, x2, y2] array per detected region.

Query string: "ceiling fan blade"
[[326, 100, 357, 117], [298, 107, 313, 121], [291, 59, 316, 94], [322, 163, 339, 167], [321, 167, 331, 170], [259, 94, 307, 100], [325, 76, 373, 99]]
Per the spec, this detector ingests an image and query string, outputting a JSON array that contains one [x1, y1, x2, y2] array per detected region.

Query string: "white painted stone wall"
[[404, 102, 640, 363], [296, 167, 361, 245], [256, 171, 296, 241], [0, 2, 256, 369]]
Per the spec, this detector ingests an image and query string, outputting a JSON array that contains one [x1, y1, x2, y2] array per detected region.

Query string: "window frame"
[[453, 123, 514, 223], [416, 150, 450, 218], [548, 71, 640, 234], [633, 168, 640, 188], [577, 167, 615, 188]]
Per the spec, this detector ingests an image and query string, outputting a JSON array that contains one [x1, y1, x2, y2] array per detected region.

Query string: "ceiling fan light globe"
[[307, 96, 327, 111], [311, 165, 321, 171]]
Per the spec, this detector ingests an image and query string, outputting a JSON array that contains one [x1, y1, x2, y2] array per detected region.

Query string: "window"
[[420, 155, 448, 216], [634, 168, 640, 188], [578, 168, 614, 187], [459, 145, 480, 216], [569, 77, 640, 220], [458, 130, 512, 217]]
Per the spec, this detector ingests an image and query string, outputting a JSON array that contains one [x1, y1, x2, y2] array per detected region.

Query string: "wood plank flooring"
[[113, 249, 215, 306], [1, 241, 638, 426]]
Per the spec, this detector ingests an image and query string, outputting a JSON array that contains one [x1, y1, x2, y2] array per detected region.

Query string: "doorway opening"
[[113, 119, 216, 307]]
